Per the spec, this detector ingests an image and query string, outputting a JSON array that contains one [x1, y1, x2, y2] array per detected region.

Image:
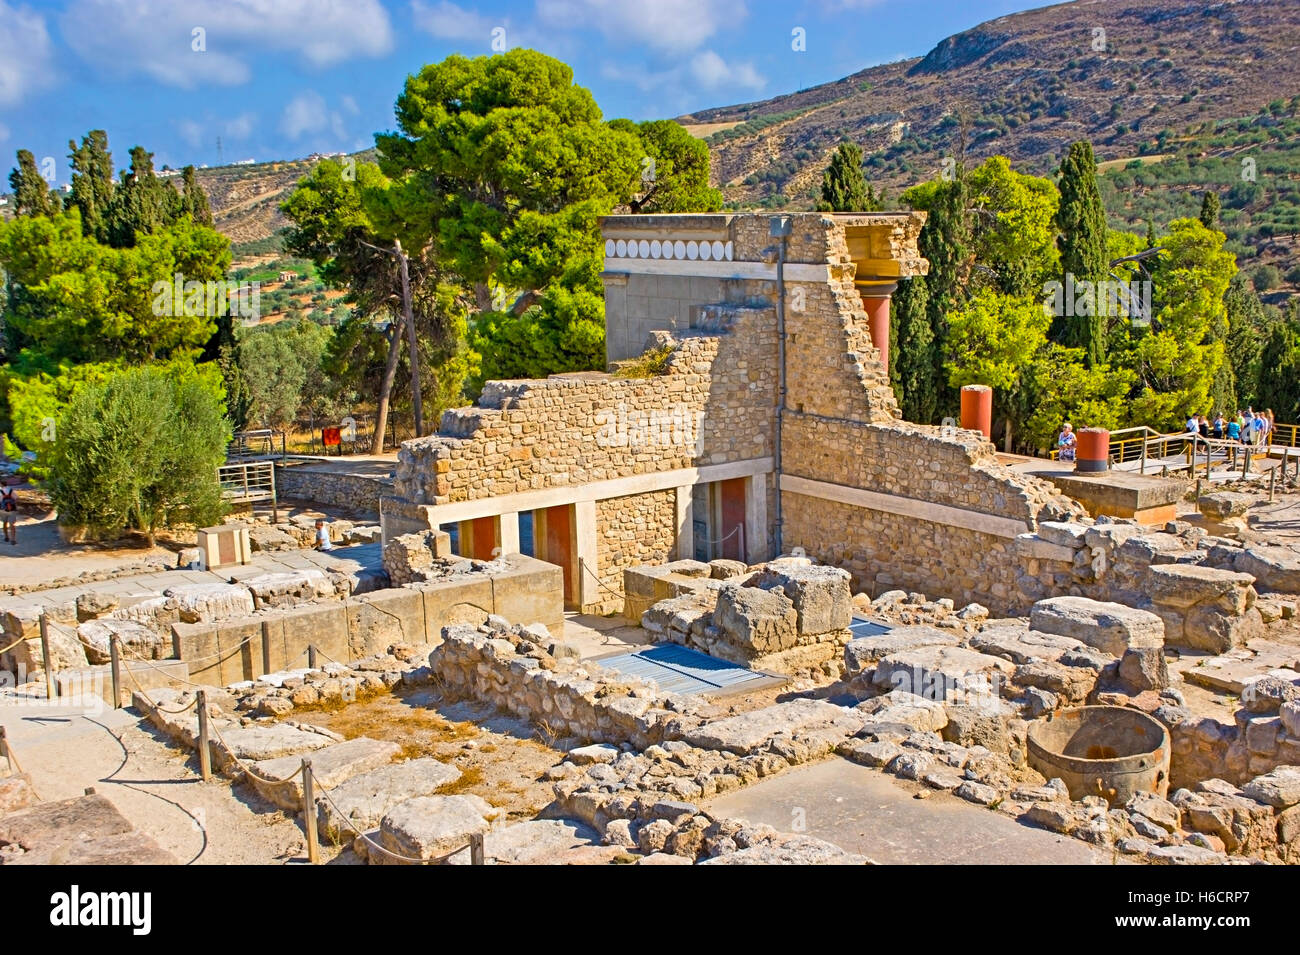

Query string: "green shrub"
[[47, 366, 230, 542]]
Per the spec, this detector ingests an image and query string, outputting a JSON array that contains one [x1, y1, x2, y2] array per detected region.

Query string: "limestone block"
[[1144, 564, 1255, 612], [76, 618, 166, 664], [377, 795, 499, 863], [318, 758, 463, 840], [746, 564, 852, 636], [843, 625, 960, 674], [1234, 545, 1300, 594], [1029, 596, 1164, 658], [871, 645, 1014, 700], [713, 585, 797, 654]]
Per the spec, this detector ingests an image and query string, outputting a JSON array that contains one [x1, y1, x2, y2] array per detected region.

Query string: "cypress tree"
[[917, 174, 970, 419], [890, 275, 938, 423], [1256, 318, 1300, 422], [67, 130, 115, 243], [7, 150, 58, 217], [180, 165, 213, 225], [818, 141, 879, 212], [1054, 140, 1108, 366], [1199, 190, 1220, 230], [108, 146, 174, 247]]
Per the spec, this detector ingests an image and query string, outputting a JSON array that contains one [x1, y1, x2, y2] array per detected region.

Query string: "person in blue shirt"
[[1226, 417, 1241, 442], [1057, 422, 1077, 463]]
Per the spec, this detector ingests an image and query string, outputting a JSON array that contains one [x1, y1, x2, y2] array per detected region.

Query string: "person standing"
[[1212, 413, 1225, 439], [1226, 415, 1241, 443], [0, 483, 16, 545]]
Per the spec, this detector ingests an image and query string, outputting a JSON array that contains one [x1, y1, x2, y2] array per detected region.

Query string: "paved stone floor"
[[708, 757, 1119, 865]]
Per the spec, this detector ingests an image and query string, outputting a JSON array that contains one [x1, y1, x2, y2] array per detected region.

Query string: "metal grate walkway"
[[595, 644, 771, 696]]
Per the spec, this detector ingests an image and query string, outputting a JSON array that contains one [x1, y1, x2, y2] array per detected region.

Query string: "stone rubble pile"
[[641, 559, 856, 676], [431, 622, 710, 749], [1014, 518, 1267, 653]]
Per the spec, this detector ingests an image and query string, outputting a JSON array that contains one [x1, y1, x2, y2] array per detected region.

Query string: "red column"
[[1076, 428, 1110, 472], [960, 384, 993, 439], [859, 284, 896, 375]]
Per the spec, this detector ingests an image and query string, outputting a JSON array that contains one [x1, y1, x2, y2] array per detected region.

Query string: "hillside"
[[684, 0, 1300, 209]]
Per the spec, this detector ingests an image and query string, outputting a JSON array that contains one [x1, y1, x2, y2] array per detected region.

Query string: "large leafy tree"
[[1054, 140, 1108, 366], [281, 157, 473, 448], [371, 50, 644, 382], [1129, 218, 1235, 428], [817, 141, 879, 212], [612, 119, 722, 214], [7, 150, 59, 217], [0, 210, 229, 367], [965, 156, 1058, 298]]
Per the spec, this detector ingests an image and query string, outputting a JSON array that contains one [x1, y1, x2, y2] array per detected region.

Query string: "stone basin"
[[1026, 705, 1170, 805]]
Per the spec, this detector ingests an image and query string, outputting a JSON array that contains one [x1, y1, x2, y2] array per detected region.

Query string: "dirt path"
[[0, 693, 319, 864]]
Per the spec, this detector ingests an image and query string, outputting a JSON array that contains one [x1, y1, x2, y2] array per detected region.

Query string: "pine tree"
[[67, 130, 115, 243], [180, 165, 213, 225], [817, 141, 879, 212], [7, 150, 58, 217], [1199, 190, 1220, 230], [1054, 140, 1108, 367]]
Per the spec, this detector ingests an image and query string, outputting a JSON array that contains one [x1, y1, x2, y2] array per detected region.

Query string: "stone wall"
[[382, 212, 1100, 618], [430, 623, 709, 749], [594, 490, 678, 616], [275, 465, 392, 516], [393, 307, 776, 506], [168, 555, 562, 685], [780, 419, 1085, 615]]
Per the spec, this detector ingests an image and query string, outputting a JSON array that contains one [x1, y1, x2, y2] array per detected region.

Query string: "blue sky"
[[0, 0, 1046, 179]]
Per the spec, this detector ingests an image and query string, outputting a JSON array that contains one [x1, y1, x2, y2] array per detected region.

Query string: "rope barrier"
[[202, 713, 305, 786], [578, 559, 626, 601], [0, 632, 32, 656], [118, 660, 200, 715]]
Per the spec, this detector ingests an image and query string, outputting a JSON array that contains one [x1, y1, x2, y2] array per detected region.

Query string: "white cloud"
[[0, 122, 10, 145], [537, 0, 741, 54], [60, 0, 394, 88], [177, 118, 205, 149], [411, 0, 501, 43], [225, 112, 256, 139], [280, 90, 351, 143], [689, 50, 764, 90], [600, 49, 765, 103], [0, 2, 56, 106], [281, 91, 328, 140]]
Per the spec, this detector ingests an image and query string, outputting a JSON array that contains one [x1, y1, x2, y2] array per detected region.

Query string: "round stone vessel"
[[1026, 706, 1170, 805]]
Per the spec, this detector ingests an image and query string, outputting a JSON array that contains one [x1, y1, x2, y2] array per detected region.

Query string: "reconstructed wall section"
[[781, 418, 1085, 614], [384, 212, 1084, 616]]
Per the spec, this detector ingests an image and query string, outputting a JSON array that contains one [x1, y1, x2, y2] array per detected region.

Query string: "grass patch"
[[612, 344, 674, 378]]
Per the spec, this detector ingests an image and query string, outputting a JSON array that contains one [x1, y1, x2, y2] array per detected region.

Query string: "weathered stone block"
[[1029, 596, 1164, 658]]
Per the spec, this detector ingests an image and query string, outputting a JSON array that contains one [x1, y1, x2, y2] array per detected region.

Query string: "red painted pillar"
[[960, 384, 993, 439], [1076, 428, 1110, 472], [859, 285, 895, 374]]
